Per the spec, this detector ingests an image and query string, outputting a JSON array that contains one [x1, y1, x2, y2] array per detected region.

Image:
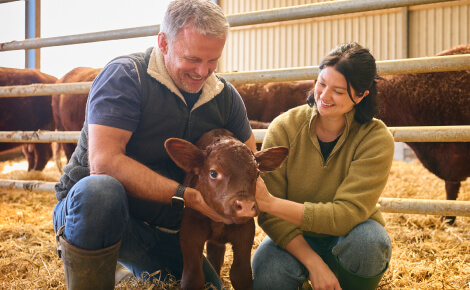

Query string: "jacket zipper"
[[184, 110, 192, 140]]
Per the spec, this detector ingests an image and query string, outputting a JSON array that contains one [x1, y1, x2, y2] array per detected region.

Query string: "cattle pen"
[[1, 0, 470, 289]]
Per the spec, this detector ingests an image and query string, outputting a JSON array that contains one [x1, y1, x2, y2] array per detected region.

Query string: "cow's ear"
[[254, 146, 289, 172], [164, 138, 204, 172]]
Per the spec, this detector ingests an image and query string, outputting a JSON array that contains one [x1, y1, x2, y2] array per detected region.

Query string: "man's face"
[[159, 26, 226, 93]]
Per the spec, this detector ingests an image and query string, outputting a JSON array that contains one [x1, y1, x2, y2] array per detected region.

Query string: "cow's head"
[[165, 133, 289, 224]]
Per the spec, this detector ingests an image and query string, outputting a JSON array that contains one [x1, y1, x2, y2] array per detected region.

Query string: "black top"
[[182, 91, 201, 111], [318, 134, 341, 160]]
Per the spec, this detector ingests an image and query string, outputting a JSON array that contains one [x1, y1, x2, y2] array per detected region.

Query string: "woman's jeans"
[[252, 219, 392, 290], [52, 175, 223, 288]]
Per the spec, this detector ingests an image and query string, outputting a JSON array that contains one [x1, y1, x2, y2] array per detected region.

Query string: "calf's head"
[[165, 134, 288, 224]]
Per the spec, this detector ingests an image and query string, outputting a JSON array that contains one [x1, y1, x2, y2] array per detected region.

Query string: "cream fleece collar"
[[146, 47, 225, 111]]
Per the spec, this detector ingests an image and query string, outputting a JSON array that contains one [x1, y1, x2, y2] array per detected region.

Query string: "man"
[[53, 0, 257, 288]]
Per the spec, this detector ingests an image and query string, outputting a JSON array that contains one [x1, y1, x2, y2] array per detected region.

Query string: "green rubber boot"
[[335, 257, 387, 290], [56, 226, 121, 290]]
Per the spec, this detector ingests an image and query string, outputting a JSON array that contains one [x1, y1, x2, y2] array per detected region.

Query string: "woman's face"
[[314, 66, 366, 119]]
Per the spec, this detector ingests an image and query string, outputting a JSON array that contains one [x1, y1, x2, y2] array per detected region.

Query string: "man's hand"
[[184, 187, 233, 224]]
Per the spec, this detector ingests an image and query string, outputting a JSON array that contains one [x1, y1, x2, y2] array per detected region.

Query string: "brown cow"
[[52, 67, 102, 161], [165, 129, 289, 290], [377, 44, 470, 223], [234, 80, 312, 122], [0, 67, 57, 171]]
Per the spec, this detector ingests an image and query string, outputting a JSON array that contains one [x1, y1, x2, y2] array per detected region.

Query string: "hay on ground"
[[0, 158, 469, 289]]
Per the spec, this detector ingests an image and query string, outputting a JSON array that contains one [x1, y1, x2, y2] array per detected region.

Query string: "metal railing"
[[0, 0, 455, 51], [1, 126, 470, 144], [1, 178, 469, 217], [0, 0, 468, 217], [1, 54, 469, 97]]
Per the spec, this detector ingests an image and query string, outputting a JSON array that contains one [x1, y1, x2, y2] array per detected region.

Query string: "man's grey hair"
[[160, 0, 229, 44]]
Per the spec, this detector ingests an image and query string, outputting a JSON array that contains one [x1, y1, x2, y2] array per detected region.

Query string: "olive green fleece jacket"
[[259, 104, 395, 249]]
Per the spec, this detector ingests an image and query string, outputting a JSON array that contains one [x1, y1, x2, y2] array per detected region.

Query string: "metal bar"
[[255, 126, 470, 143], [225, 0, 453, 27], [223, 54, 470, 84], [1, 54, 469, 97], [0, 126, 469, 144], [389, 126, 470, 142], [0, 82, 92, 98], [0, 0, 453, 51], [0, 131, 80, 143], [0, 179, 56, 192], [25, 0, 41, 69], [253, 130, 266, 144], [378, 197, 470, 217], [25, 0, 37, 69], [0, 178, 468, 217], [375, 54, 470, 75], [0, 25, 160, 51]]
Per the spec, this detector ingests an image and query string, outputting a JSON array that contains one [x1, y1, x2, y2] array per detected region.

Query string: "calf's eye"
[[210, 170, 218, 178]]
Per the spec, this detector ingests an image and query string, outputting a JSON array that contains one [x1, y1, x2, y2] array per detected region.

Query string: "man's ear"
[[158, 32, 168, 54]]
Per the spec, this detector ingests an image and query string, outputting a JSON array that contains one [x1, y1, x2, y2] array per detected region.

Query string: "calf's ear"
[[254, 146, 289, 172], [164, 138, 204, 173]]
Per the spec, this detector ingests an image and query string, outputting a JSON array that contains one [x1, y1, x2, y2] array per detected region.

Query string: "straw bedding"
[[0, 156, 469, 289]]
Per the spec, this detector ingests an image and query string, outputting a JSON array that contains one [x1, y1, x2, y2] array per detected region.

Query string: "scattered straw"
[[0, 159, 469, 289]]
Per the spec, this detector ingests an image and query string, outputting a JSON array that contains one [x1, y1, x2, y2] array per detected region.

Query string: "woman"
[[253, 42, 394, 290]]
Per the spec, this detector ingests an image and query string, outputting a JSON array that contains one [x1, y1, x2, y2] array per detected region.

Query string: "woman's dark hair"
[[308, 42, 380, 124]]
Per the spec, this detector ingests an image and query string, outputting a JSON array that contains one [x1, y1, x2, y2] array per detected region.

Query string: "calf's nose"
[[234, 200, 258, 218]]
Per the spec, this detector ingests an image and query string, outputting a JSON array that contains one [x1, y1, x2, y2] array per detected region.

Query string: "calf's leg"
[[206, 241, 226, 275], [180, 210, 210, 290], [229, 221, 255, 290]]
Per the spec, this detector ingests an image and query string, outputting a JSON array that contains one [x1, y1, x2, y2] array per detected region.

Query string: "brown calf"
[[165, 129, 289, 290]]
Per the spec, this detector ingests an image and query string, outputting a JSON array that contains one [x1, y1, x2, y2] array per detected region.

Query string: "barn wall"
[[219, 0, 470, 72], [408, 2, 470, 57]]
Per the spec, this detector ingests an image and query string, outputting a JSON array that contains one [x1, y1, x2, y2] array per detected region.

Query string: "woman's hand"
[[286, 236, 342, 290], [255, 177, 275, 212], [307, 260, 342, 290], [255, 177, 304, 226]]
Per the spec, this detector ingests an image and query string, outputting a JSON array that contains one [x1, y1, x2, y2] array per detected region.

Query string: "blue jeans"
[[52, 175, 224, 288], [252, 219, 391, 290]]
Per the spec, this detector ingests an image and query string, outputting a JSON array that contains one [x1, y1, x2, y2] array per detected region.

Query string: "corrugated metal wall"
[[219, 0, 470, 73], [409, 2, 470, 56]]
